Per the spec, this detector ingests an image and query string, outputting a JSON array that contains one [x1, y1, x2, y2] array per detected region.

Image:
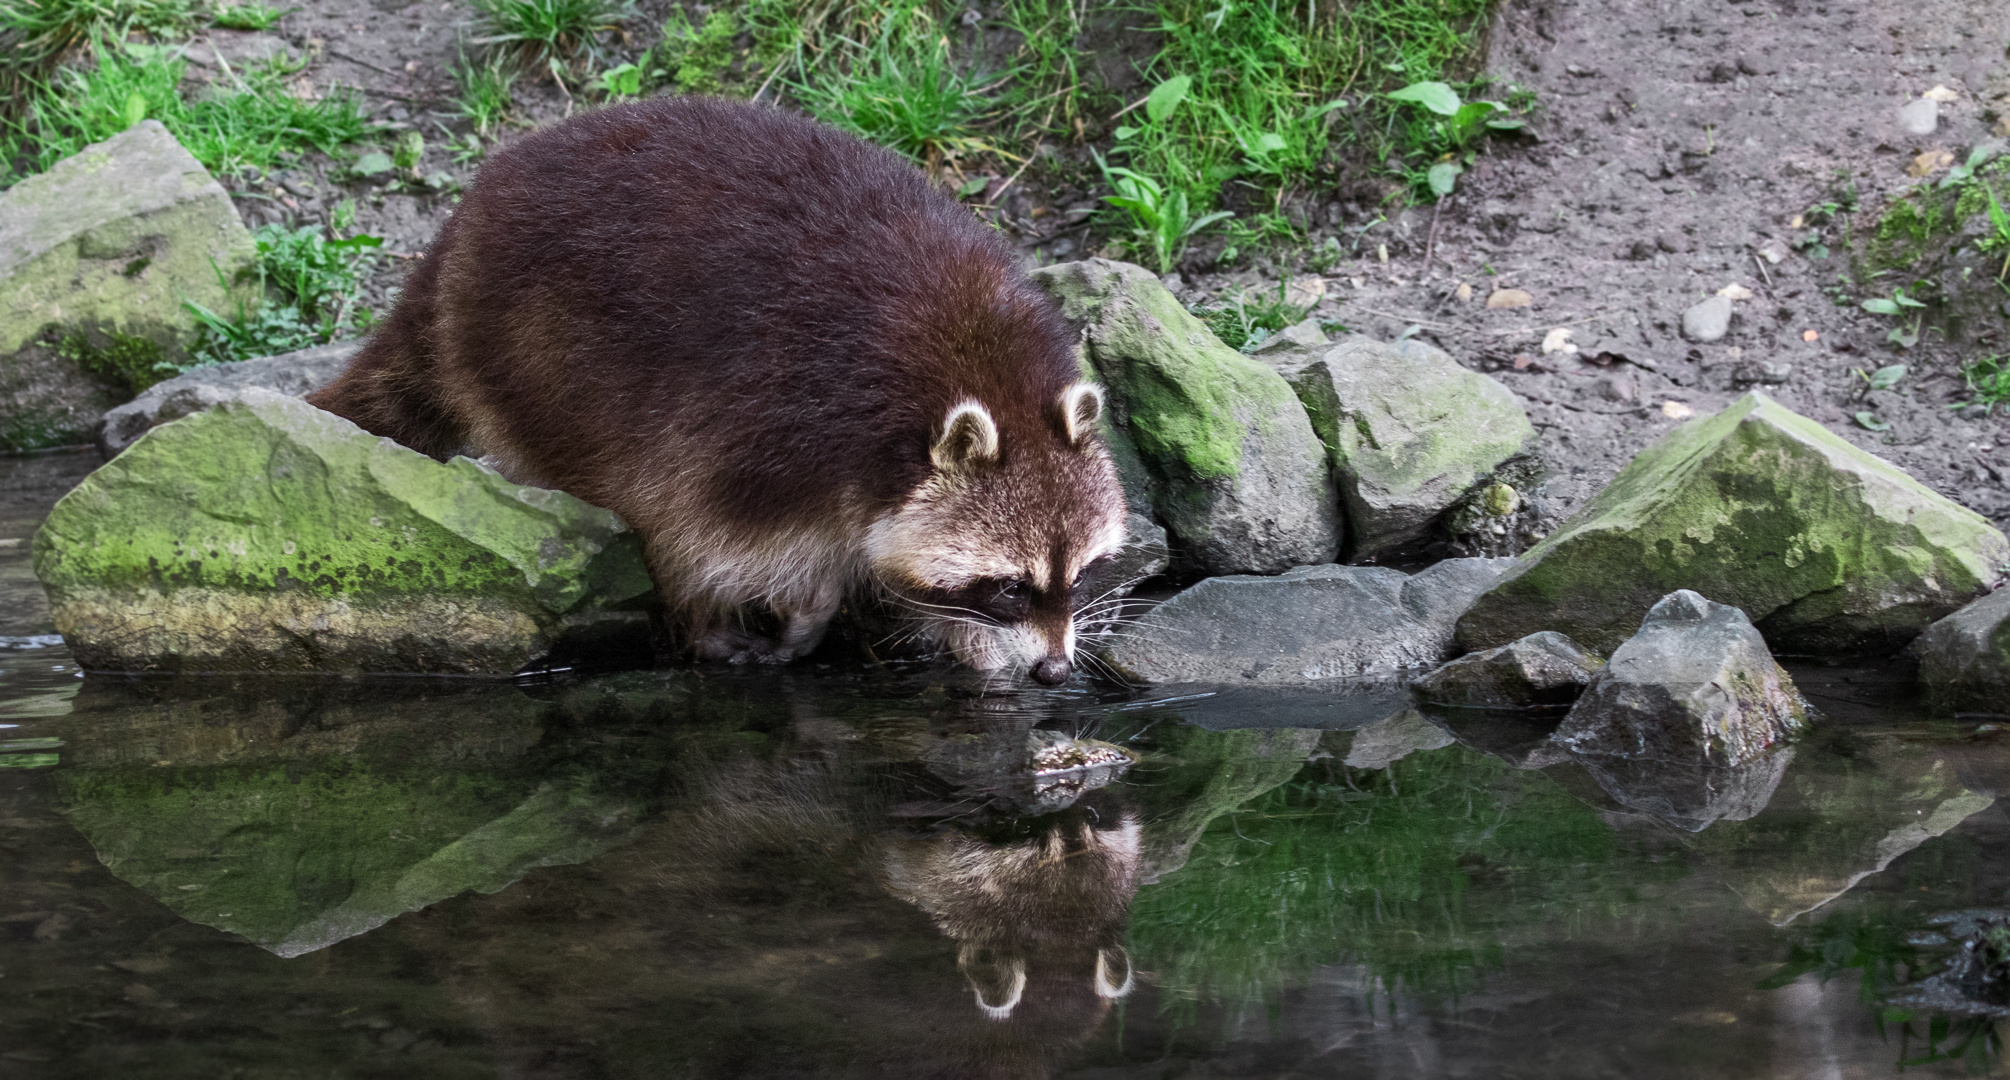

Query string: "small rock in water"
[[1555, 590, 1807, 768], [1103, 557, 1514, 685], [1911, 587, 2010, 714], [1413, 630, 1604, 708], [1548, 591, 1808, 830], [1897, 97, 1940, 137], [1681, 294, 1733, 343]]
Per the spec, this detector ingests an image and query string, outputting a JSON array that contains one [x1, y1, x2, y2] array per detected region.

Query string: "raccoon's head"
[[870, 382, 1128, 685]]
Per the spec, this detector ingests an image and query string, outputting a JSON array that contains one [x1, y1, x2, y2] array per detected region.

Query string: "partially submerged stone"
[[1031, 259, 1339, 575], [1912, 587, 2010, 714], [0, 122, 257, 451], [1457, 391, 2010, 655], [1272, 335, 1535, 559], [1102, 557, 1513, 685], [1412, 630, 1604, 709], [98, 339, 360, 455], [1342, 708, 1455, 769], [33, 390, 655, 675]]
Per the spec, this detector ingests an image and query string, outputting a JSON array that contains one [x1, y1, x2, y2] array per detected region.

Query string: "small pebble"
[[1682, 295, 1733, 343], [1897, 98, 1939, 137]]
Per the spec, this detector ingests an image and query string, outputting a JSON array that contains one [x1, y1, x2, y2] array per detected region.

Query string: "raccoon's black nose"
[[1030, 656, 1072, 686]]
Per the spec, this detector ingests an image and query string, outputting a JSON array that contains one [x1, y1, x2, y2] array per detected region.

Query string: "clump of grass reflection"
[[1127, 740, 1683, 1030]]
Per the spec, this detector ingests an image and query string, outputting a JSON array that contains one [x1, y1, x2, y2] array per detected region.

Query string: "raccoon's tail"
[[304, 238, 466, 460]]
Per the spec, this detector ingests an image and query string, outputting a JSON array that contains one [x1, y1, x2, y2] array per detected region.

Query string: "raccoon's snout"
[[1030, 655, 1072, 686]]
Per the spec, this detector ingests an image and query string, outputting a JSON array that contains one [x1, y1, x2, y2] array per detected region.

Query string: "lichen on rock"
[[33, 389, 655, 674], [1456, 390, 2010, 656]]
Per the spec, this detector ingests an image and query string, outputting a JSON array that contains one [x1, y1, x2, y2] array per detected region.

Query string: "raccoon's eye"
[[962, 577, 1032, 621]]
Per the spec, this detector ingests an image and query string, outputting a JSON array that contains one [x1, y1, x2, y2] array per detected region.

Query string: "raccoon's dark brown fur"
[[307, 97, 1126, 682]]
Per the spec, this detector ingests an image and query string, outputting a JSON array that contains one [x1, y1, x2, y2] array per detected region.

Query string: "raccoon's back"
[[426, 98, 1078, 532]]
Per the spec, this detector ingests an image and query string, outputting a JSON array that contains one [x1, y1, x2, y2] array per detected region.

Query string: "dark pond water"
[[6, 448, 2010, 1079]]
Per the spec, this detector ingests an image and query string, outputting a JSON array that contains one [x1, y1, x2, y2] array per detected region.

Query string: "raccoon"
[[305, 97, 1127, 684]]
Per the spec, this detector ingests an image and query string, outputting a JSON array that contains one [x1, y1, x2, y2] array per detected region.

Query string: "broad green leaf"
[[1388, 80, 1460, 116], [1303, 98, 1349, 120], [1486, 117, 1526, 131], [1146, 76, 1192, 124], [120, 91, 147, 130], [351, 151, 395, 177], [1894, 292, 1927, 309], [1861, 298, 1901, 315], [1854, 411, 1892, 432], [1868, 364, 1908, 390], [1427, 161, 1462, 198], [957, 175, 989, 198], [1251, 132, 1287, 155], [1112, 125, 1139, 140]]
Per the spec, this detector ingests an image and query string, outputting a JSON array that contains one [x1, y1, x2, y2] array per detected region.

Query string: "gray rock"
[[1079, 511, 1171, 604], [1343, 708, 1455, 769], [1247, 317, 1330, 355], [1103, 557, 1514, 685], [1030, 259, 1340, 576], [1555, 590, 1808, 769], [1731, 359, 1793, 385], [1897, 97, 1940, 137], [1680, 294, 1733, 343], [1573, 747, 1796, 832], [1272, 335, 1535, 558], [97, 340, 361, 455], [0, 122, 257, 452], [1912, 587, 2010, 714], [1412, 630, 1604, 708]]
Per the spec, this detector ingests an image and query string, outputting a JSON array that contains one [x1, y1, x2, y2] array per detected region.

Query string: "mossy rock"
[[1030, 258, 1339, 576], [1271, 334, 1535, 559], [1455, 391, 2009, 656], [0, 121, 259, 451], [33, 389, 656, 674]]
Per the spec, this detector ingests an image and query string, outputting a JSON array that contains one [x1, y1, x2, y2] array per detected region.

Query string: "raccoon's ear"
[[958, 943, 1027, 1021], [1058, 382, 1105, 446], [1094, 946, 1134, 999], [933, 400, 1000, 472]]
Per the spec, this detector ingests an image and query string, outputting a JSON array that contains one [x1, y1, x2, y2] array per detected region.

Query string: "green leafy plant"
[[210, 1, 288, 30], [647, 6, 737, 95], [1950, 354, 2010, 414], [1094, 150, 1232, 275], [184, 205, 381, 368], [1386, 78, 1521, 199], [1861, 285, 1928, 348], [470, 0, 633, 82], [449, 52, 516, 136]]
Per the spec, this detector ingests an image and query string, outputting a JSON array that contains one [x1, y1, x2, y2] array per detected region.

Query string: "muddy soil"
[[199, 0, 2010, 544]]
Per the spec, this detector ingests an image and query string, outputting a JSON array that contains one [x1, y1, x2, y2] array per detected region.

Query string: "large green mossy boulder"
[[1456, 391, 2010, 656], [1270, 335, 1535, 559], [33, 389, 655, 674], [1030, 259, 1339, 576], [0, 121, 258, 451]]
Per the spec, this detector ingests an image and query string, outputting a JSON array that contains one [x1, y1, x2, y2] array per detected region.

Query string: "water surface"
[[4, 448, 2010, 1079]]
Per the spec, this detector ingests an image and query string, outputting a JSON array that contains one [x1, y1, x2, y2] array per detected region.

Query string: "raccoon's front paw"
[[691, 627, 795, 665]]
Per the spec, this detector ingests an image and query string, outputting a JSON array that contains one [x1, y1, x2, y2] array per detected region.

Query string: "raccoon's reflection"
[[403, 709, 1145, 1079]]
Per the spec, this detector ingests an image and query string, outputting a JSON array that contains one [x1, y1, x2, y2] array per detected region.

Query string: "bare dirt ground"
[[220, 0, 2010, 547]]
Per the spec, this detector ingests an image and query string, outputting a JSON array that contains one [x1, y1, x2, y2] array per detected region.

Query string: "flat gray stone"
[[1104, 557, 1514, 685], [1681, 294, 1733, 343], [1413, 630, 1604, 708], [1912, 587, 2010, 714], [1897, 97, 1939, 137], [98, 339, 361, 455]]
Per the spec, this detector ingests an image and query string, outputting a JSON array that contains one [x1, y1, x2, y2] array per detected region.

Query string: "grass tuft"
[[210, 1, 289, 31], [3, 44, 372, 179], [471, 0, 633, 82], [785, 2, 1001, 168], [1954, 355, 2010, 415], [449, 52, 516, 135]]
